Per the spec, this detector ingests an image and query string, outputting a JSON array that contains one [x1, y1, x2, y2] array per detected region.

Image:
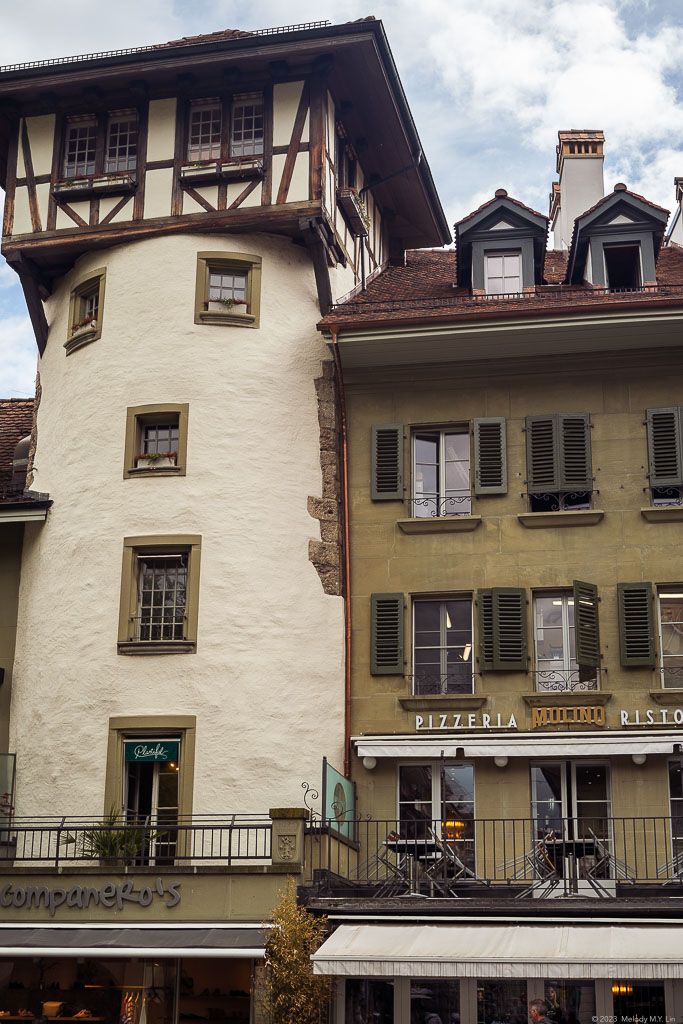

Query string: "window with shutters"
[[412, 599, 473, 694], [617, 583, 655, 668], [646, 408, 683, 507], [534, 591, 598, 691], [412, 429, 471, 517], [477, 588, 528, 672], [658, 589, 683, 688], [526, 414, 592, 512]]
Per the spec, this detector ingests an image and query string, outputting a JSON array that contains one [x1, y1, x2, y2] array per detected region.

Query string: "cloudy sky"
[[2, 0, 683, 396]]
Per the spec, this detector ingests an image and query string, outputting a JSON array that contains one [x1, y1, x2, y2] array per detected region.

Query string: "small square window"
[[195, 251, 262, 328], [124, 404, 189, 478], [485, 252, 521, 295], [230, 93, 264, 158], [118, 535, 201, 654], [65, 268, 106, 354]]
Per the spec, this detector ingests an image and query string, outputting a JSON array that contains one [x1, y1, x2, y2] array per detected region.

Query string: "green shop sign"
[[125, 740, 179, 763]]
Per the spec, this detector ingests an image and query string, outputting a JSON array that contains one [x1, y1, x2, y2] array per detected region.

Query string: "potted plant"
[[135, 451, 178, 470], [61, 808, 159, 866], [180, 160, 221, 183], [206, 297, 248, 314], [70, 315, 97, 339], [336, 186, 371, 236]]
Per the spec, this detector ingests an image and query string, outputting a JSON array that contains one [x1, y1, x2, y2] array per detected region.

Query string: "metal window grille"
[[64, 119, 97, 176], [230, 94, 264, 157], [136, 554, 187, 642], [534, 592, 598, 691], [106, 113, 138, 172], [188, 102, 221, 161], [208, 269, 248, 303], [143, 423, 179, 456]]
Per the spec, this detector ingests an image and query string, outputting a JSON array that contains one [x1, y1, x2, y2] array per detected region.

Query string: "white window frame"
[[230, 92, 265, 158], [484, 251, 521, 295], [412, 427, 471, 518], [188, 100, 222, 161], [657, 588, 683, 689], [105, 110, 138, 173], [533, 590, 599, 692], [412, 597, 474, 695], [63, 116, 97, 177]]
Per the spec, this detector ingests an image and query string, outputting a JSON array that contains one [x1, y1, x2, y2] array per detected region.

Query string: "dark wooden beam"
[[133, 99, 149, 221], [100, 194, 133, 225], [6, 255, 48, 353], [227, 177, 260, 210], [183, 185, 216, 214], [309, 75, 324, 203], [276, 81, 309, 206], [2, 120, 18, 238], [20, 119, 42, 232], [299, 217, 333, 315]]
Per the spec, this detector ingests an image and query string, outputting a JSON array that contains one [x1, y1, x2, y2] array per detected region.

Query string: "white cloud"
[[0, 313, 38, 399]]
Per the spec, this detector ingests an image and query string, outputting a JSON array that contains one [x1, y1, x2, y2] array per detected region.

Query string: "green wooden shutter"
[[474, 417, 507, 495], [477, 588, 527, 671], [618, 582, 656, 667], [646, 408, 683, 488], [526, 415, 559, 492], [371, 424, 403, 500], [370, 593, 404, 674], [478, 590, 494, 670], [573, 580, 600, 680], [559, 414, 592, 492]]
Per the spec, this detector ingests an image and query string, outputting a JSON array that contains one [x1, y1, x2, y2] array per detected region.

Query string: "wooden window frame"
[[59, 110, 139, 182], [194, 250, 262, 328], [65, 267, 106, 354], [124, 403, 189, 479], [412, 596, 474, 695], [104, 714, 196, 822], [117, 534, 201, 655], [411, 426, 472, 518]]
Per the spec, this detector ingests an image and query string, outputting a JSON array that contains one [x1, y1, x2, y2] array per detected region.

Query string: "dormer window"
[[604, 243, 641, 290], [485, 252, 521, 295]]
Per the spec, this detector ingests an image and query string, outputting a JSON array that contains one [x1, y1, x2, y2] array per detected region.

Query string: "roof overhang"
[[0, 922, 268, 958], [0, 504, 49, 523], [353, 729, 683, 760], [312, 922, 683, 977], [323, 304, 683, 372], [0, 21, 449, 248]]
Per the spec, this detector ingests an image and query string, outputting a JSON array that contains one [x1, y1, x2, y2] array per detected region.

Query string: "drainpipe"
[[330, 330, 352, 776]]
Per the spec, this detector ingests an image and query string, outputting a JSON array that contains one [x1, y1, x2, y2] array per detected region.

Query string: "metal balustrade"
[[0, 815, 271, 867], [304, 816, 683, 898]]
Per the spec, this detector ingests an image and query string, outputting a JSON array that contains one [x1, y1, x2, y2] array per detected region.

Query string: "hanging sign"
[[322, 758, 355, 841], [125, 740, 179, 763]]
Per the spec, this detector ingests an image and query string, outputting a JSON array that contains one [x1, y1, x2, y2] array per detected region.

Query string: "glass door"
[[123, 738, 180, 863]]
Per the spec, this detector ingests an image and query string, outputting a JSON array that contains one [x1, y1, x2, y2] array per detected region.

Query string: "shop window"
[[117, 535, 201, 654], [65, 268, 106, 354], [124, 736, 180, 862], [543, 981, 595, 1024], [409, 980, 459, 1023], [194, 251, 262, 328], [476, 980, 528, 1024], [345, 979, 394, 1024], [124, 403, 189, 478], [413, 598, 473, 694], [612, 982, 665, 1023], [534, 590, 599, 691]]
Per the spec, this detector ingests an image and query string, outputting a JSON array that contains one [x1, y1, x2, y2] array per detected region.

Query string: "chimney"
[[550, 130, 605, 250]]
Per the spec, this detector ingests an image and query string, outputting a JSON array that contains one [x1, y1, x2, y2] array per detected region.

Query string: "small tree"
[[260, 881, 334, 1024]]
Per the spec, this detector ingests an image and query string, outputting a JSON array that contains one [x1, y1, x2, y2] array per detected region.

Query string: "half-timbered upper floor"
[[0, 19, 449, 302]]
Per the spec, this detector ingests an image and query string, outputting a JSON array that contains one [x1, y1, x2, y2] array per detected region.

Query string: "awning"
[[354, 729, 683, 759], [0, 924, 268, 958], [312, 923, 683, 979]]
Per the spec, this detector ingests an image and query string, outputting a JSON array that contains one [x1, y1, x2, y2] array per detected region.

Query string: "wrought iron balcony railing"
[[534, 669, 599, 692], [304, 816, 683, 899], [410, 494, 472, 518], [526, 489, 593, 512], [0, 814, 271, 867], [647, 486, 683, 508], [408, 670, 474, 695]]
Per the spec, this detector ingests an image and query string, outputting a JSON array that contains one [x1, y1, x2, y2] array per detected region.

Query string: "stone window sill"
[[518, 510, 605, 528], [198, 310, 256, 328], [127, 465, 184, 478], [118, 640, 196, 655], [64, 325, 99, 354], [398, 515, 482, 534], [399, 695, 487, 710], [522, 692, 612, 707], [649, 689, 683, 704], [641, 506, 683, 522]]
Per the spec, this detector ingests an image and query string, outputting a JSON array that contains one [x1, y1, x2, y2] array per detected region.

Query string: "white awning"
[[354, 730, 683, 759], [0, 923, 268, 958], [312, 923, 683, 979]]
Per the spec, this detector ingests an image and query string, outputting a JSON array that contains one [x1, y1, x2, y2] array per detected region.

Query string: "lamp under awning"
[[312, 923, 683, 978]]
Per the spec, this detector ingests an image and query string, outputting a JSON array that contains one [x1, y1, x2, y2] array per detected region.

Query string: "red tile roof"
[[575, 186, 669, 224], [319, 245, 683, 330], [0, 398, 32, 491], [156, 28, 254, 49]]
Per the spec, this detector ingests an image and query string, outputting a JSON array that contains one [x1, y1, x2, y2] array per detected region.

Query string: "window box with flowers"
[[220, 158, 264, 181], [64, 269, 106, 354], [91, 172, 136, 195], [53, 175, 95, 199], [195, 251, 262, 328], [179, 161, 221, 185], [134, 451, 178, 470], [336, 186, 370, 237]]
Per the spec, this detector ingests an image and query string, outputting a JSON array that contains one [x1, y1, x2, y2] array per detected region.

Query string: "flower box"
[[53, 177, 93, 198], [337, 187, 370, 237], [207, 300, 249, 313], [180, 162, 221, 185], [91, 173, 136, 195], [220, 159, 264, 181], [134, 453, 178, 470]]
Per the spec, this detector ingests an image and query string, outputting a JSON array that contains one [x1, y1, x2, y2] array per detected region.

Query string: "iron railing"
[[526, 489, 593, 512], [407, 670, 474, 696], [409, 494, 472, 517], [534, 669, 599, 692], [647, 486, 683, 508], [304, 816, 683, 898], [0, 814, 271, 867]]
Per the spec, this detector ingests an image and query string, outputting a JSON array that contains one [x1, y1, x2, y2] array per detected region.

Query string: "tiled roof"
[[558, 130, 605, 142], [0, 398, 32, 493], [319, 245, 683, 329], [156, 28, 254, 49], [575, 186, 669, 224], [455, 191, 547, 229]]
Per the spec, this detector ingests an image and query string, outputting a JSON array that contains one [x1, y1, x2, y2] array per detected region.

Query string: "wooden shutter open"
[[526, 415, 559, 492], [371, 424, 403, 501], [573, 579, 600, 680], [370, 593, 404, 674], [474, 417, 507, 495], [559, 414, 592, 491], [646, 408, 683, 488], [478, 588, 527, 671], [618, 582, 656, 667]]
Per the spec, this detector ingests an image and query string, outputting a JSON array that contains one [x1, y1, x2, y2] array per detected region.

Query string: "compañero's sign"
[[0, 877, 180, 917]]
